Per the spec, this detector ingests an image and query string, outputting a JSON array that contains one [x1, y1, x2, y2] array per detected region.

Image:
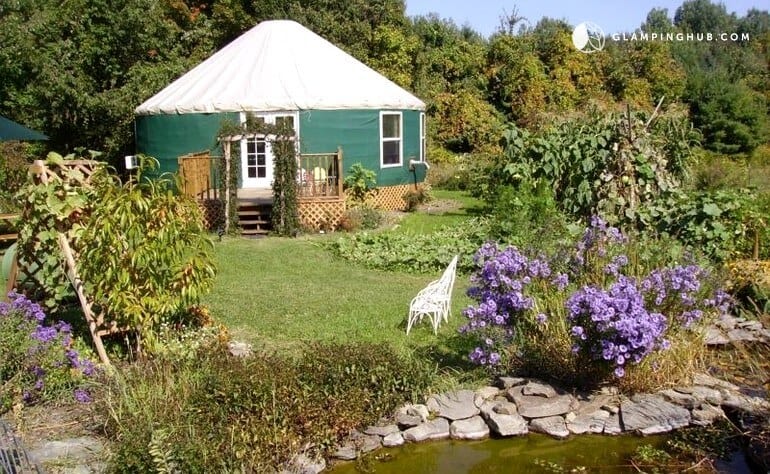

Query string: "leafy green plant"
[[639, 188, 761, 261], [326, 218, 491, 274], [75, 159, 216, 354], [344, 163, 378, 204], [103, 342, 434, 472]]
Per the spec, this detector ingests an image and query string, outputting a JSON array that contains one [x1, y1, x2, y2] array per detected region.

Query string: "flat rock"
[[332, 444, 357, 460], [30, 437, 104, 464], [704, 327, 730, 345], [567, 409, 610, 435], [688, 386, 723, 405], [659, 389, 697, 409], [529, 416, 569, 439], [395, 413, 422, 429], [363, 424, 400, 437], [720, 391, 770, 414], [692, 373, 739, 392], [522, 381, 557, 398], [450, 416, 490, 440], [604, 413, 623, 435], [716, 314, 738, 330], [283, 452, 326, 474], [227, 340, 253, 357], [737, 320, 763, 331], [406, 404, 430, 422], [426, 390, 479, 421], [622, 394, 691, 435], [402, 418, 450, 442], [480, 401, 528, 436], [691, 404, 725, 427], [349, 430, 381, 453], [474, 386, 501, 407], [496, 376, 527, 389], [382, 432, 405, 447], [728, 328, 758, 342], [507, 386, 575, 419]]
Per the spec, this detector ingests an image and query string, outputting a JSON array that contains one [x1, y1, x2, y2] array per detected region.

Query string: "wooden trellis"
[[14, 159, 124, 365]]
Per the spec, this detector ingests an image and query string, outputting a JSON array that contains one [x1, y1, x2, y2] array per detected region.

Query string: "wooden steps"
[[238, 201, 272, 236]]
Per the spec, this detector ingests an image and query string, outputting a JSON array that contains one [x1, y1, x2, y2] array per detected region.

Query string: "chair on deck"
[[406, 255, 458, 335]]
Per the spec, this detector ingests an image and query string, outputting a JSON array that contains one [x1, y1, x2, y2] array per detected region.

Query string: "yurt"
[[134, 20, 427, 200]]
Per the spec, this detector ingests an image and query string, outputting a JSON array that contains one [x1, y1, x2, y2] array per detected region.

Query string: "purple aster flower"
[[73, 389, 92, 404]]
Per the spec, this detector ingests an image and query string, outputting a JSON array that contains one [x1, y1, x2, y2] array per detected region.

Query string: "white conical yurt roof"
[[135, 20, 425, 115]]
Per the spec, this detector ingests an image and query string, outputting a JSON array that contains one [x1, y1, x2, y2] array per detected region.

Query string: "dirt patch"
[[416, 199, 464, 214]]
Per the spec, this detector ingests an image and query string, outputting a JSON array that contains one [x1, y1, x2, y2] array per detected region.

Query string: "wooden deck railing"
[[298, 147, 343, 201], [178, 151, 219, 199]]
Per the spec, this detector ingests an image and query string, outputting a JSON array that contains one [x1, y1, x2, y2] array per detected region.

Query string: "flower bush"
[[460, 217, 730, 388], [0, 291, 99, 411]]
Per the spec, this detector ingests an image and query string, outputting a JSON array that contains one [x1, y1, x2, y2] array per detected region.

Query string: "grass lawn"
[[393, 189, 484, 234], [204, 235, 474, 357]]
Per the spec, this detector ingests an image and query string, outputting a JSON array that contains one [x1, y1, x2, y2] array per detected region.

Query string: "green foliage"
[[74, 160, 216, 353], [103, 342, 434, 472], [0, 142, 37, 213], [16, 152, 107, 310], [639, 188, 764, 261], [343, 163, 378, 204], [326, 218, 490, 273], [486, 183, 570, 250], [476, 111, 698, 228]]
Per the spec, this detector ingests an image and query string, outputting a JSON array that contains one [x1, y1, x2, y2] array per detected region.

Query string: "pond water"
[[329, 433, 755, 474]]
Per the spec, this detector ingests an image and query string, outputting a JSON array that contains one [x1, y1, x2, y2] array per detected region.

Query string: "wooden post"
[[223, 140, 232, 234], [337, 146, 343, 198], [58, 234, 111, 365]]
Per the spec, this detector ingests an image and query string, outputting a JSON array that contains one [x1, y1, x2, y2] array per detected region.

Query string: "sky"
[[404, 0, 763, 37]]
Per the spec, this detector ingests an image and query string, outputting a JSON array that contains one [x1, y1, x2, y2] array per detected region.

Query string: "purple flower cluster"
[[567, 276, 668, 378], [2, 291, 97, 404], [461, 243, 555, 367], [573, 216, 626, 268]]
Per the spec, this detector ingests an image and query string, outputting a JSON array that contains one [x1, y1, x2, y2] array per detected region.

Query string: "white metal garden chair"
[[406, 255, 458, 335]]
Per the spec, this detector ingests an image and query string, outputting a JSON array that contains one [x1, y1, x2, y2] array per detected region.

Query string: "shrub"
[[459, 217, 730, 389], [76, 160, 217, 354], [0, 291, 99, 412], [403, 185, 432, 212], [343, 163, 378, 205], [0, 142, 35, 213], [103, 342, 434, 472]]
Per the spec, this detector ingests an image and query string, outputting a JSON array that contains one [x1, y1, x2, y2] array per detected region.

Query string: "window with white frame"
[[420, 112, 426, 162], [380, 112, 402, 167]]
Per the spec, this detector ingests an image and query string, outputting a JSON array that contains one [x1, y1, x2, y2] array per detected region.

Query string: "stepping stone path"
[[332, 374, 770, 462]]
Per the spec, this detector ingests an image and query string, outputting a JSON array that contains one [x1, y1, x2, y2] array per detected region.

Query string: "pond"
[[329, 433, 755, 473]]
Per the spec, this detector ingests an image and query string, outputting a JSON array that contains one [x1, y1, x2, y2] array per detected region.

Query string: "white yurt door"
[[240, 113, 298, 189]]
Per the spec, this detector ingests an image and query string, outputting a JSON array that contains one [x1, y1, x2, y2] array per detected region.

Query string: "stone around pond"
[[693, 373, 739, 392], [426, 390, 480, 421], [507, 385, 575, 419], [450, 416, 490, 440], [658, 389, 697, 409], [363, 424, 400, 437], [480, 400, 528, 437], [603, 413, 623, 435], [402, 418, 450, 443], [621, 394, 691, 435], [474, 386, 501, 407], [691, 404, 725, 427], [567, 408, 610, 435], [382, 432, 405, 447], [529, 416, 570, 439], [522, 381, 557, 398], [496, 376, 527, 389]]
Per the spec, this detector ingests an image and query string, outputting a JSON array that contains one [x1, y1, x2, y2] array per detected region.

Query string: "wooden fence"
[[178, 151, 219, 199]]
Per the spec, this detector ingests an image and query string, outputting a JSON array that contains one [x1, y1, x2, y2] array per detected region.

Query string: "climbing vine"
[[217, 114, 299, 236]]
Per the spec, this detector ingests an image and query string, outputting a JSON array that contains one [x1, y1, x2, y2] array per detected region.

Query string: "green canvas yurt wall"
[[135, 112, 236, 175], [299, 109, 425, 186]]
